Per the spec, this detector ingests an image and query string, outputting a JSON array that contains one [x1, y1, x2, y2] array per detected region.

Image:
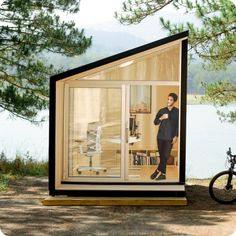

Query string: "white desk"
[[109, 135, 141, 144], [109, 135, 142, 173]]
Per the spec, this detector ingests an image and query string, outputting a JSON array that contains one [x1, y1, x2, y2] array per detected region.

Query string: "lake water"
[[186, 105, 236, 178], [1, 104, 236, 179]]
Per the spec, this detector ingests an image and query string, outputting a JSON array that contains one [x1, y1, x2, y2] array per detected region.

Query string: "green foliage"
[[0, 174, 11, 191], [188, 62, 236, 94], [161, 0, 236, 70], [0, 173, 19, 191], [0, 0, 92, 122], [202, 81, 236, 122], [115, 0, 173, 25], [0, 151, 48, 177], [0, 151, 48, 191], [202, 81, 236, 106]]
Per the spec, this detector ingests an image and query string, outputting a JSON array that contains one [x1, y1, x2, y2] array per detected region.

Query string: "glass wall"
[[76, 44, 180, 82], [64, 83, 180, 182], [58, 41, 182, 184], [67, 87, 122, 179]]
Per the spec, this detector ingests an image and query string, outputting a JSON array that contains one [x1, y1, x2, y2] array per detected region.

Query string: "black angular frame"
[[49, 31, 188, 197]]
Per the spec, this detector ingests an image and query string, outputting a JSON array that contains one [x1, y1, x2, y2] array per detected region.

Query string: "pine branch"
[[0, 104, 45, 123], [0, 0, 91, 121]]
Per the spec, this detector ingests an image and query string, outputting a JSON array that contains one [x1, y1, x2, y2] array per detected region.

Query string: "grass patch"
[[0, 174, 19, 191], [0, 151, 48, 191], [0, 174, 10, 191]]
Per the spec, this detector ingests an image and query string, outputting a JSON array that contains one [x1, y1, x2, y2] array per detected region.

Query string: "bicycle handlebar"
[[227, 147, 232, 156], [227, 147, 236, 159]]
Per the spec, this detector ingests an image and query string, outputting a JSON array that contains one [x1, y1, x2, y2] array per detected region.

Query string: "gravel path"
[[0, 177, 236, 236]]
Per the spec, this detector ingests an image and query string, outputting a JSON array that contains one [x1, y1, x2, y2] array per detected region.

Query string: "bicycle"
[[209, 147, 236, 204]]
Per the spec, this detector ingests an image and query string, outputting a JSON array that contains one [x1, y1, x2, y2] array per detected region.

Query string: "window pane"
[[76, 44, 180, 81], [128, 85, 179, 182], [68, 87, 122, 179]]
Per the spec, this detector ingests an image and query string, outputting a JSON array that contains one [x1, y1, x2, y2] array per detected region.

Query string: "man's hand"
[[160, 114, 168, 121], [172, 136, 178, 144]]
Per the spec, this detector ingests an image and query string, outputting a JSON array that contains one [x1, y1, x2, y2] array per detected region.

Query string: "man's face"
[[167, 96, 175, 107]]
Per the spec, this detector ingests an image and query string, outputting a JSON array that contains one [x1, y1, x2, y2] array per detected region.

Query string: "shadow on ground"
[[0, 177, 236, 236]]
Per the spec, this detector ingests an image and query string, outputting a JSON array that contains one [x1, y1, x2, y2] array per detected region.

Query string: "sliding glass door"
[[127, 84, 180, 182], [62, 81, 180, 183], [64, 81, 126, 181]]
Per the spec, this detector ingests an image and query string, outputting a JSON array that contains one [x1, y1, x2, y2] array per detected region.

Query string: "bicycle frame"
[[225, 152, 236, 191]]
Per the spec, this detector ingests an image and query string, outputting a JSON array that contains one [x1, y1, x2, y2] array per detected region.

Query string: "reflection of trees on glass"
[[130, 85, 151, 113]]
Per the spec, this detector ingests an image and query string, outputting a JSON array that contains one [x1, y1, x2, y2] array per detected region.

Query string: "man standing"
[[151, 93, 179, 180]]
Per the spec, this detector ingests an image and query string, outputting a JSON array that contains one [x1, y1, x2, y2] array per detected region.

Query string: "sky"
[[70, 0, 236, 28], [59, 0, 236, 42], [77, 0, 126, 26], [76, 0, 178, 25], [0, 0, 189, 42], [67, 0, 188, 41], [1, 0, 235, 41]]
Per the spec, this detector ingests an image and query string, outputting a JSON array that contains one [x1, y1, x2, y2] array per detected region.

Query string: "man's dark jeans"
[[157, 138, 173, 174]]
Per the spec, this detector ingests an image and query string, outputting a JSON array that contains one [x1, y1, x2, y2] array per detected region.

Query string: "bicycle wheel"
[[209, 170, 236, 204]]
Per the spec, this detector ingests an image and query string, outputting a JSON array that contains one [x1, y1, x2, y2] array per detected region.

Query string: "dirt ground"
[[0, 177, 236, 236]]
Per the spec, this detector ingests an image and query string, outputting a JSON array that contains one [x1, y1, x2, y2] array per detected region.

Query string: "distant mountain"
[[87, 9, 199, 42], [46, 29, 146, 71], [86, 29, 147, 53], [88, 18, 167, 42]]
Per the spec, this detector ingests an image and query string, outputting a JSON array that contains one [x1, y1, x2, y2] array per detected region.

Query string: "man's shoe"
[[150, 170, 159, 180], [155, 174, 166, 181]]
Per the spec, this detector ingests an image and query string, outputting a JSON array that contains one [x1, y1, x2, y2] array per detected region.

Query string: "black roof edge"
[[51, 30, 189, 81]]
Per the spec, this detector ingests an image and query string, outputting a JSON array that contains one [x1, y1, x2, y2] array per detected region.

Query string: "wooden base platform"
[[42, 196, 187, 206]]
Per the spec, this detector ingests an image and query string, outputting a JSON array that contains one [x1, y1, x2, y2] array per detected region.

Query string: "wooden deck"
[[42, 196, 187, 206]]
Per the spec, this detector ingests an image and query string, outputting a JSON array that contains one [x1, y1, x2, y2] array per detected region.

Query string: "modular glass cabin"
[[49, 31, 188, 197]]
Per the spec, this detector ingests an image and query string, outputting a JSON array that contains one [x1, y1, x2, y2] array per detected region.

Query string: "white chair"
[[77, 122, 106, 175]]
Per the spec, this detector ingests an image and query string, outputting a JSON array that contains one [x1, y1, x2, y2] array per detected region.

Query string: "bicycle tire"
[[209, 170, 236, 204]]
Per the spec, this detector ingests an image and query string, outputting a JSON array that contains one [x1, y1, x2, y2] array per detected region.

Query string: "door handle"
[[126, 127, 129, 143]]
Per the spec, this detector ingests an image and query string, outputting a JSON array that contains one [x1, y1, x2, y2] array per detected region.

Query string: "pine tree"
[[0, 0, 92, 122], [202, 81, 236, 123]]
